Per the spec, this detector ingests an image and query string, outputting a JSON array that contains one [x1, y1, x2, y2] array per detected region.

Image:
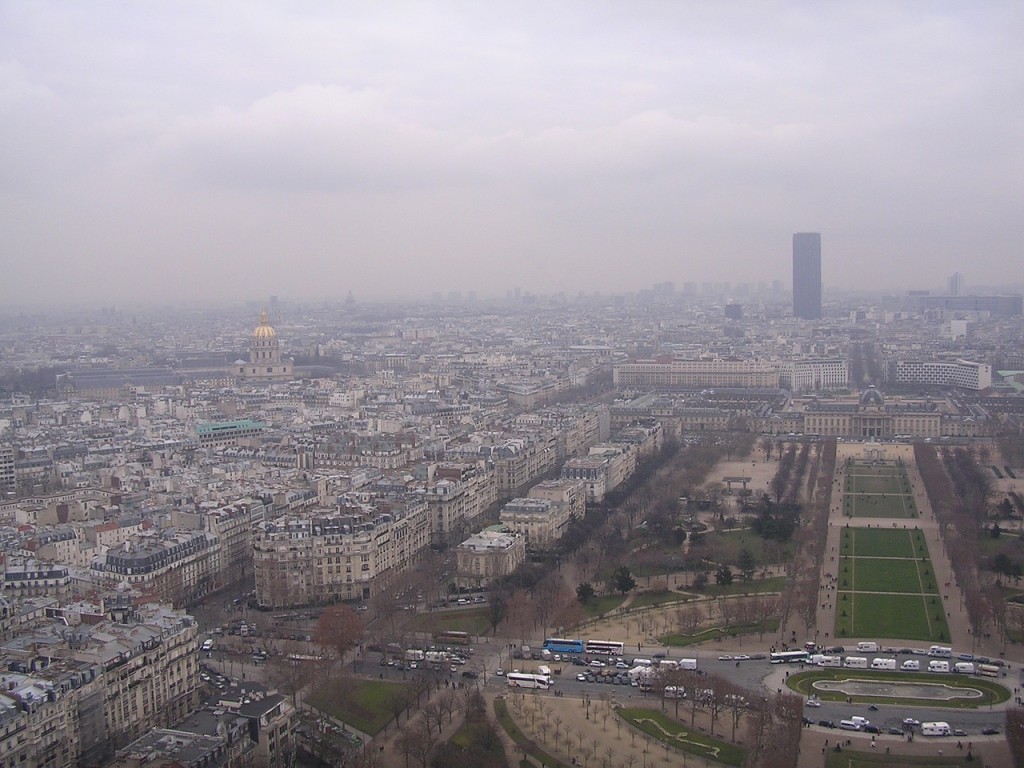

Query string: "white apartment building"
[[499, 497, 571, 551], [781, 360, 849, 392], [455, 530, 526, 588], [890, 359, 992, 391]]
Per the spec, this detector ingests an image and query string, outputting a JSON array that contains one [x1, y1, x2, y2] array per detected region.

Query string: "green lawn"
[[617, 707, 745, 767], [846, 558, 938, 593], [580, 594, 627, 618], [629, 590, 692, 610], [706, 529, 793, 565], [825, 749, 971, 767], [846, 473, 907, 496], [840, 528, 924, 559], [661, 618, 779, 647], [307, 677, 409, 735], [836, 592, 950, 642], [845, 493, 917, 518], [697, 576, 787, 597], [405, 607, 492, 636]]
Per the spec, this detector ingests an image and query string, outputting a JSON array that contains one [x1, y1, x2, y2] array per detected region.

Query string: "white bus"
[[585, 639, 625, 655], [506, 672, 552, 690], [770, 651, 810, 664]]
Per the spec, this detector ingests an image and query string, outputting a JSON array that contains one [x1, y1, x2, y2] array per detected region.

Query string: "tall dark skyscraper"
[[792, 232, 822, 319]]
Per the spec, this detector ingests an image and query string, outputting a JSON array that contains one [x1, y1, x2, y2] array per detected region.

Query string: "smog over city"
[[3, 6, 1024, 767], [2, 2, 1022, 308]]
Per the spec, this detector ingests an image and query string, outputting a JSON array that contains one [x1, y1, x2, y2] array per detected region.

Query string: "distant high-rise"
[[947, 272, 964, 297], [792, 232, 822, 319]]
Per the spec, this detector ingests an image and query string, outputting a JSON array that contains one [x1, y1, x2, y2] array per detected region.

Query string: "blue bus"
[[542, 638, 584, 654]]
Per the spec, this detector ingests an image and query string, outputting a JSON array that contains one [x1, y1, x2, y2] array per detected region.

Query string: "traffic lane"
[[803, 700, 1005, 737]]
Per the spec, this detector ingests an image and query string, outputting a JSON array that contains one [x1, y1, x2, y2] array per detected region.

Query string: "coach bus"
[[433, 630, 471, 645], [543, 638, 585, 654], [769, 650, 810, 664], [585, 639, 625, 656], [506, 672, 553, 690]]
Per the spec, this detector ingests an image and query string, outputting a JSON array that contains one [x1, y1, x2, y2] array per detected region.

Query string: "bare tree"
[[675, 604, 704, 638]]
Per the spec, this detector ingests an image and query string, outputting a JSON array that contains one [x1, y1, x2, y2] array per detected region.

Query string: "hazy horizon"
[[2, 2, 1022, 307]]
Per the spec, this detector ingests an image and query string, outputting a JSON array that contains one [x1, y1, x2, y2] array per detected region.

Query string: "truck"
[[922, 722, 951, 737], [856, 642, 879, 653], [405, 649, 426, 662], [843, 656, 868, 669], [678, 658, 698, 671], [870, 658, 896, 670]]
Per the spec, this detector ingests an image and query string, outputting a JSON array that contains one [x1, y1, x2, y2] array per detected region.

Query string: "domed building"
[[236, 309, 293, 382]]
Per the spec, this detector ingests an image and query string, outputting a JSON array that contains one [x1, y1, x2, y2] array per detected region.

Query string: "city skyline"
[[2, 3, 1022, 307]]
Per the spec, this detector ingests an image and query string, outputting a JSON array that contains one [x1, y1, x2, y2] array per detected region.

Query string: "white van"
[[201, 639, 214, 651], [871, 658, 896, 670], [856, 642, 879, 653], [927, 645, 952, 658], [953, 662, 975, 675], [922, 722, 950, 736], [537, 665, 552, 677], [850, 716, 870, 727], [928, 660, 950, 673], [844, 656, 868, 669], [901, 659, 920, 671], [839, 720, 863, 731]]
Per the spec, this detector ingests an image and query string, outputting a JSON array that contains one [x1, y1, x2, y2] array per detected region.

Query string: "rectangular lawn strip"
[[845, 592, 949, 642], [617, 707, 745, 767], [848, 493, 917, 518], [850, 558, 927, 593], [912, 559, 940, 594], [307, 677, 409, 735], [405, 607, 492, 636], [849, 528, 918, 559]]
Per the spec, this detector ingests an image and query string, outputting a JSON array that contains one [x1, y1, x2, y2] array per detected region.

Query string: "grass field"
[[836, 592, 950, 641], [835, 529, 949, 642], [847, 558, 938, 594], [840, 528, 926, 559], [307, 677, 409, 734], [617, 707, 745, 767], [405, 607, 493, 635], [843, 463, 918, 518]]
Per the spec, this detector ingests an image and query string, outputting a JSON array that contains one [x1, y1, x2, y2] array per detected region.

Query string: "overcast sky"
[[2, 1, 1022, 307]]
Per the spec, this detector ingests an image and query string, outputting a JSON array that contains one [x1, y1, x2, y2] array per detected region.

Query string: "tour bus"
[[927, 645, 952, 658], [543, 638, 585, 655], [857, 642, 879, 653], [506, 672, 552, 690], [843, 656, 868, 669], [585, 639, 625, 656], [928, 660, 950, 673], [871, 658, 896, 670], [901, 659, 920, 671], [977, 663, 1000, 677], [769, 650, 811, 664], [922, 722, 951, 737], [953, 662, 976, 675]]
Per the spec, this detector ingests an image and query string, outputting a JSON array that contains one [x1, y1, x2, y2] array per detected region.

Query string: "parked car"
[[981, 728, 1000, 735], [887, 728, 904, 736], [903, 718, 920, 727], [734, 654, 751, 661], [576, 673, 587, 682], [817, 720, 836, 729], [954, 729, 968, 737], [461, 670, 478, 679]]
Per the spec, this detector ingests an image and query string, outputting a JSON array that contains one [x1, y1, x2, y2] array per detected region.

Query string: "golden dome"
[[252, 309, 277, 340]]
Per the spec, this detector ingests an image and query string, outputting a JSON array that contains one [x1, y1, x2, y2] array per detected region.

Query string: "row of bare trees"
[[916, 444, 1002, 644], [672, 594, 781, 640]]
